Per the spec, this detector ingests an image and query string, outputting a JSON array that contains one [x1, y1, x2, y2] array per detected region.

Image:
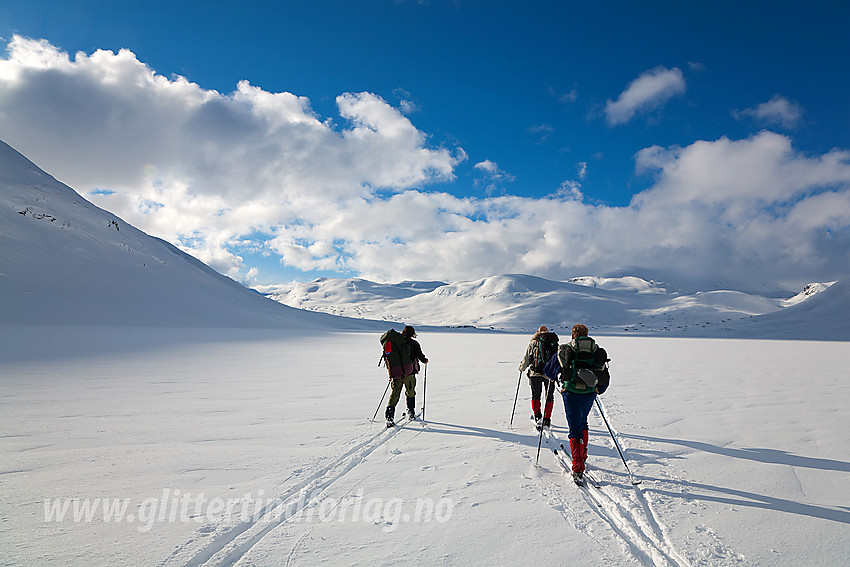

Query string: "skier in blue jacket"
[[544, 323, 610, 484]]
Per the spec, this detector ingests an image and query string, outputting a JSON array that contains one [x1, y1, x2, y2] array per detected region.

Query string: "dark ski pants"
[[388, 374, 416, 408], [562, 390, 596, 439]]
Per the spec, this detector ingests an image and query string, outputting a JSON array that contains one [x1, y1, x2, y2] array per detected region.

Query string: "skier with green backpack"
[[379, 326, 428, 427], [543, 323, 610, 485]]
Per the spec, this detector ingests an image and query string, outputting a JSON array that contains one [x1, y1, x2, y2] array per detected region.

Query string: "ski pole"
[[535, 419, 545, 463], [422, 363, 427, 420], [535, 375, 557, 464], [371, 380, 391, 423], [594, 397, 641, 485], [510, 370, 522, 426]]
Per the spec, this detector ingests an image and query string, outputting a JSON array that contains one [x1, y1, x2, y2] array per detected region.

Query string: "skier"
[[543, 323, 610, 485], [385, 325, 428, 425], [518, 326, 559, 430]]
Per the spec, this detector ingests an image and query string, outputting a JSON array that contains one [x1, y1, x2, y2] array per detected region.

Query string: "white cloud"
[[605, 66, 686, 126], [733, 95, 803, 130], [0, 35, 461, 278], [557, 180, 584, 201], [393, 87, 420, 114], [576, 161, 588, 180], [2, 37, 849, 290], [633, 132, 850, 212], [473, 160, 515, 195]]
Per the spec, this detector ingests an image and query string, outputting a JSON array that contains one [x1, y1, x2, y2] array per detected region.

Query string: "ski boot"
[[572, 471, 584, 486]]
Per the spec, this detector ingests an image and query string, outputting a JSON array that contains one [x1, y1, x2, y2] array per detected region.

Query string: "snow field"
[[1, 328, 849, 566]]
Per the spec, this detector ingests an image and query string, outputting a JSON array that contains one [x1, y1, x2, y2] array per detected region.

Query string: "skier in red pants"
[[518, 326, 559, 430], [543, 324, 610, 485]]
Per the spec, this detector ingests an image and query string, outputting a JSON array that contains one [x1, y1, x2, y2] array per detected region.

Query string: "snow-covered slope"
[[781, 281, 836, 307], [0, 140, 375, 329], [716, 278, 850, 340], [259, 273, 844, 338]]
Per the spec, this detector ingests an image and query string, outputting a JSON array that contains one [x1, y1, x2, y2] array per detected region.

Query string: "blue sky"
[[1, 1, 849, 291]]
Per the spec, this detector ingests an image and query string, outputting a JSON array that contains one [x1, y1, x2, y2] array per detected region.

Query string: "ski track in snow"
[[517, 422, 748, 567], [164, 398, 750, 567], [521, 428, 687, 567], [164, 415, 423, 567]]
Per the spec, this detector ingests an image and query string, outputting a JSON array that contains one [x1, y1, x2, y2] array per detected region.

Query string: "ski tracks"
[[164, 417, 422, 567], [538, 428, 690, 567], [580, 468, 691, 567], [523, 426, 745, 567]]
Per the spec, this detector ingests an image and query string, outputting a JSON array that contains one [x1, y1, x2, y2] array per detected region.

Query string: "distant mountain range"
[[257, 274, 846, 339]]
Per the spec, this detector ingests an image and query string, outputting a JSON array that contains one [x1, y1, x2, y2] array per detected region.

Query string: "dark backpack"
[[565, 336, 605, 393], [379, 329, 414, 378], [530, 332, 559, 373]]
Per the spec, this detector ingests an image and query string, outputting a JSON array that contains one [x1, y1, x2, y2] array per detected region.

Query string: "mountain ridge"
[[257, 273, 845, 339]]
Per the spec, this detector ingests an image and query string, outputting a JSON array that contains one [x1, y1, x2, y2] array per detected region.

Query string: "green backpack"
[[379, 329, 414, 379], [563, 336, 603, 394]]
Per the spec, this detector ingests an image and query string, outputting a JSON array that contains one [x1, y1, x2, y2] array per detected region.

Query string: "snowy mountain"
[[725, 278, 850, 340], [0, 140, 375, 330], [257, 274, 844, 338]]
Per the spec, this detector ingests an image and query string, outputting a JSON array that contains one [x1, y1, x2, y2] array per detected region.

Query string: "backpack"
[[379, 329, 415, 379], [530, 332, 559, 373], [564, 336, 604, 394]]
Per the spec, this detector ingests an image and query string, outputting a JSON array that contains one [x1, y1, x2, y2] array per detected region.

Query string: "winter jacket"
[[518, 331, 560, 378], [408, 338, 427, 375]]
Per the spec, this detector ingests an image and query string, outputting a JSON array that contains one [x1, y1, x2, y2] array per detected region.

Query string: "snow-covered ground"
[[2, 326, 849, 567]]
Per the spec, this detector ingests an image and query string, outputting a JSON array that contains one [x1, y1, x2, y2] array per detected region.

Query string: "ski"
[[544, 428, 603, 489], [386, 410, 422, 429], [385, 413, 406, 428], [543, 432, 603, 507], [529, 413, 550, 432]]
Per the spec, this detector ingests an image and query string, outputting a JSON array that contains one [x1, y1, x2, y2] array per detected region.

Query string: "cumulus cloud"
[[605, 66, 686, 126], [733, 95, 803, 130], [2, 36, 849, 290], [0, 35, 461, 279]]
